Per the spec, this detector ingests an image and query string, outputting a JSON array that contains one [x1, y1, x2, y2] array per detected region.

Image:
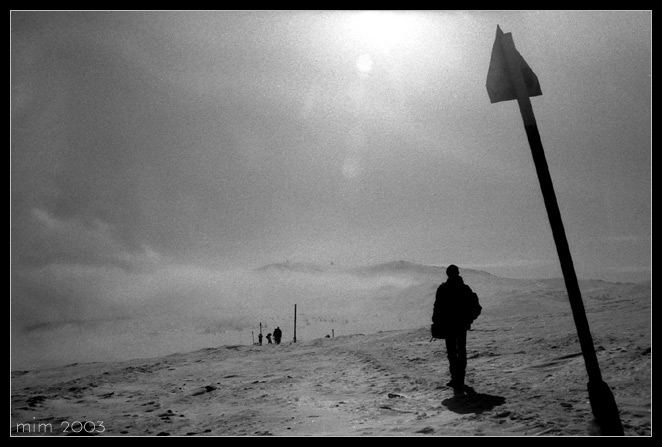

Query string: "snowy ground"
[[11, 263, 650, 436]]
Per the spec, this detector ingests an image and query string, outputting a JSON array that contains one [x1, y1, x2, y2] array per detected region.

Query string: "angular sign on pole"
[[485, 25, 624, 435], [486, 25, 542, 104]]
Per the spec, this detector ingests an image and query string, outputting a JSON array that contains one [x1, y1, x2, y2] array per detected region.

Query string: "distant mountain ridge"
[[254, 259, 645, 287], [254, 261, 330, 274], [255, 260, 496, 279]]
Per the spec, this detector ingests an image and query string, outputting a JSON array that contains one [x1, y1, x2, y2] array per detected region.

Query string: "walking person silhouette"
[[273, 327, 282, 345], [432, 265, 482, 390]]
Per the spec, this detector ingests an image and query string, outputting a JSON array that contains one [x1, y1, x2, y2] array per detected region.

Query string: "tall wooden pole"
[[495, 27, 623, 435], [293, 304, 297, 343]]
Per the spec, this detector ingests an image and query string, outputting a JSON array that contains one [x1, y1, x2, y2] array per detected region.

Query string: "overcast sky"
[[12, 10, 651, 284]]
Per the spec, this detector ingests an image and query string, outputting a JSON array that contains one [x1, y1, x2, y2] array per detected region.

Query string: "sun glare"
[[348, 11, 425, 53], [355, 53, 373, 74]]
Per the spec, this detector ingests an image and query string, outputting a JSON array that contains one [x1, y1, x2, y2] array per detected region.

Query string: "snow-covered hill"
[[11, 260, 650, 436]]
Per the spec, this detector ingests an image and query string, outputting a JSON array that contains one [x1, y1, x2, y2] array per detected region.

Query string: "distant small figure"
[[432, 265, 482, 390], [258, 333, 263, 346], [266, 333, 273, 344], [273, 327, 282, 345]]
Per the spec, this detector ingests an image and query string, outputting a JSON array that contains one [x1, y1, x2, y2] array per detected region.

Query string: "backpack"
[[469, 292, 482, 321]]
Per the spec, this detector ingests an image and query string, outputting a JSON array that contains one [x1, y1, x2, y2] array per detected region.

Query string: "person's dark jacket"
[[432, 276, 482, 333]]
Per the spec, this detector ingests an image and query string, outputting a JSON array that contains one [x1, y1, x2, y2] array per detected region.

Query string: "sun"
[[347, 11, 424, 53]]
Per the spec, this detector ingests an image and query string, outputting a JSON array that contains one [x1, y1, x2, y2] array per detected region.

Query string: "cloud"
[[19, 208, 161, 271], [11, 247, 425, 369], [10, 217, 266, 368], [11, 208, 162, 328]]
